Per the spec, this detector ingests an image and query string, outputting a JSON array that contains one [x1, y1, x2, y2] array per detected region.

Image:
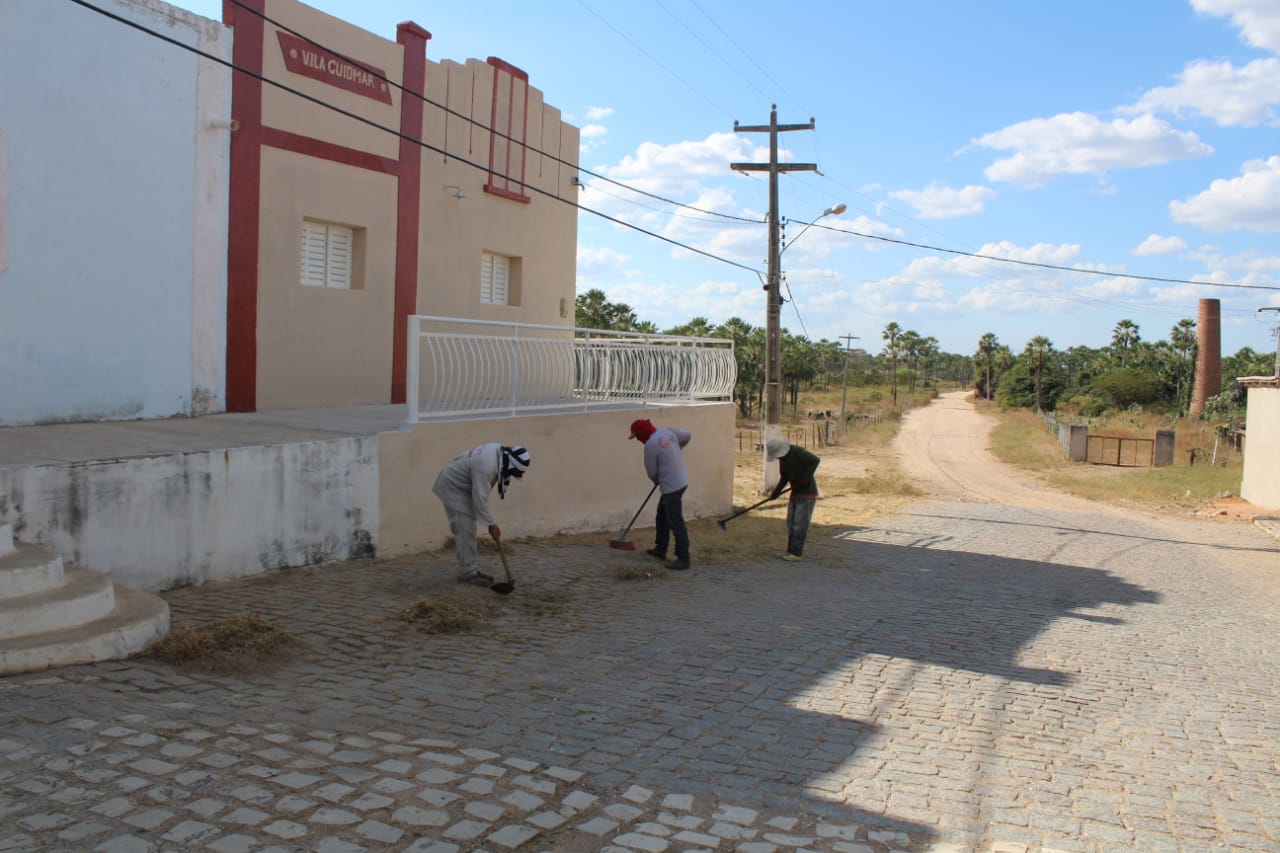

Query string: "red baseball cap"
[[628, 418, 656, 441]]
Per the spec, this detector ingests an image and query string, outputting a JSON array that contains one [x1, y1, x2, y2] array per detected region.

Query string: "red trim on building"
[[260, 127, 398, 174], [391, 22, 430, 404], [224, 0, 266, 412], [483, 56, 531, 204]]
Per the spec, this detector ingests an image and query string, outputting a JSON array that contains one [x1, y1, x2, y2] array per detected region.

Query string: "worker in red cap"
[[629, 418, 692, 570]]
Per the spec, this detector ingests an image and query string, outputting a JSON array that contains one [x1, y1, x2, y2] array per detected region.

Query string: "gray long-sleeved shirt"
[[432, 443, 502, 525], [643, 427, 691, 494]]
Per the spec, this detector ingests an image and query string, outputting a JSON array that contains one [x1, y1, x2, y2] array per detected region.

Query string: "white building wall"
[[0, 0, 231, 426], [1241, 386, 1280, 511], [0, 438, 380, 591]]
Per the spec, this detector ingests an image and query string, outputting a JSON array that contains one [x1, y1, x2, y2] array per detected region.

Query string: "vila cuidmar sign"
[[277, 31, 393, 105]]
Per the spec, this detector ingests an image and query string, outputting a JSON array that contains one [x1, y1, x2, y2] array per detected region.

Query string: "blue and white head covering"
[[498, 445, 531, 498]]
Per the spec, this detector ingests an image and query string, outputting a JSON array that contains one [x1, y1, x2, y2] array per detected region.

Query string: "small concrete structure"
[[1239, 376, 1280, 511], [0, 523, 169, 675]]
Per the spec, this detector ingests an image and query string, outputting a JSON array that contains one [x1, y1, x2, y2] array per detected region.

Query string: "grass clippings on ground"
[[400, 591, 496, 634], [143, 611, 298, 674], [612, 563, 666, 582]]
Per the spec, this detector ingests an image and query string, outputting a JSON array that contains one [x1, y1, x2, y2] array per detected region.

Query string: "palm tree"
[[882, 322, 902, 405], [1025, 335, 1053, 411], [918, 336, 939, 387], [899, 329, 922, 393], [977, 332, 998, 401], [1169, 318, 1197, 414], [1111, 319, 1140, 367], [575, 288, 638, 331]]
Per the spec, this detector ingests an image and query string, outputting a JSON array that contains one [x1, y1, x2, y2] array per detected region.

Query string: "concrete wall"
[[0, 404, 736, 591], [0, 439, 379, 591], [247, 1, 580, 410], [418, 58, 579, 328], [0, 0, 231, 426], [256, 148, 399, 408], [1241, 384, 1280, 511], [378, 404, 737, 556]]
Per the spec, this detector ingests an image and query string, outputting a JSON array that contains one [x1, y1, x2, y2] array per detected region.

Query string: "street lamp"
[[761, 202, 846, 491], [784, 204, 847, 256]]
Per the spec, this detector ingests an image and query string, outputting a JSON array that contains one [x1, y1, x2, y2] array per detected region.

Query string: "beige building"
[[226, 0, 579, 412], [1239, 377, 1280, 512]]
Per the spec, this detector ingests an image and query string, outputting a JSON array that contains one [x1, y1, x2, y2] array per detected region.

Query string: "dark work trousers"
[[654, 486, 689, 562], [786, 496, 816, 557]]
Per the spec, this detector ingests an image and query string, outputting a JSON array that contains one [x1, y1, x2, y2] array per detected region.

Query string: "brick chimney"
[[1189, 298, 1221, 416]]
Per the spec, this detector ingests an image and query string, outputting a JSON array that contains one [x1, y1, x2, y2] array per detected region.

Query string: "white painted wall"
[[0, 438, 380, 591], [0, 0, 231, 426], [1241, 386, 1280, 511]]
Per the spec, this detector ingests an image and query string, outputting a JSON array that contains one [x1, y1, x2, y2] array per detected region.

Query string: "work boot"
[[457, 571, 495, 586], [780, 553, 803, 562], [645, 548, 666, 562], [664, 558, 690, 571]]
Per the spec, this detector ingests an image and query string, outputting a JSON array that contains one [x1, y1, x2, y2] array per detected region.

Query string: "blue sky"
[[170, 0, 1280, 359]]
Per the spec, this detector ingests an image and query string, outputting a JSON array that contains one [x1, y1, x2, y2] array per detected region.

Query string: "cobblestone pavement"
[[3, 496, 1280, 853]]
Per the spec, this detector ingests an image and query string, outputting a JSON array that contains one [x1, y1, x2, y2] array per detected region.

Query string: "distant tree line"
[[970, 318, 1275, 420], [575, 289, 969, 419]]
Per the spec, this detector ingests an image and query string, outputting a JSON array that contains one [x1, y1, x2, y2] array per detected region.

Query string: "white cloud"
[[577, 245, 629, 270], [585, 105, 614, 120], [1124, 58, 1280, 127], [1170, 156, 1280, 231], [1134, 234, 1189, 256], [579, 123, 608, 154], [889, 182, 996, 218], [973, 112, 1213, 185], [606, 132, 759, 186], [1193, 0, 1280, 52]]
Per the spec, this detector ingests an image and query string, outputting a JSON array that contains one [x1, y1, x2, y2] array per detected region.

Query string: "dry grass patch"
[[143, 611, 298, 673], [612, 563, 666, 582], [400, 590, 496, 634], [989, 406, 1245, 513]]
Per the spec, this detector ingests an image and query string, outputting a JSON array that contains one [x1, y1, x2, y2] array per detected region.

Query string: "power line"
[[219, 0, 761, 226], [66, 0, 761, 276], [74, 0, 1276, 298], [574, 0, 735, 121], [807, 220, 1280, 292]]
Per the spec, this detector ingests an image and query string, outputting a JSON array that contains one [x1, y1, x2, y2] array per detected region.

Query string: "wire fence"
[[734, 410, 885, 452]]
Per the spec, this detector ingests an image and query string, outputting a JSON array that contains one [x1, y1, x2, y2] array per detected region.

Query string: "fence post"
[[1067, 424, 1088, 462], [1154, 429, 1175, 466]]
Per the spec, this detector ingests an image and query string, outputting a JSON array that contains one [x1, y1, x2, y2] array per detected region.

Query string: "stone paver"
[[1, 491, 1278, 852]]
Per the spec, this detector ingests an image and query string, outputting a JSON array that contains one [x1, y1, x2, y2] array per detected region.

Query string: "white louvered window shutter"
[[300, 221, 355, 289], [481, 252, 510, 304], [300, 222, 329, 288], [325, 226, 352, 289]]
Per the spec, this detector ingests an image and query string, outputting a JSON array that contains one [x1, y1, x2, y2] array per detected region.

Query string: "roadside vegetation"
[[576, 289, 1268, 518]]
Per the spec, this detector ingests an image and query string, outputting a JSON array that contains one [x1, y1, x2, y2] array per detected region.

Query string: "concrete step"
[[0, 541, 66, 598], [0, 585, 170, 675], [0, 565, 116, 640]]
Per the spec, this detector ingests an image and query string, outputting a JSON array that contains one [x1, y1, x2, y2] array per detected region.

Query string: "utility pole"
[[731, 105, 817, 490], [839, 334, 859, 438], [1261, 307, 1280, 377]]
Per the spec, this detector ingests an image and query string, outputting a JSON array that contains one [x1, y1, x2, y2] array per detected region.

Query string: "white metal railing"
[[404, 316, 736, 423]]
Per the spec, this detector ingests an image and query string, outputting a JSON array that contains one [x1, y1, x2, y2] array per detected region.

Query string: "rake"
[[609, 484, 658, 550]]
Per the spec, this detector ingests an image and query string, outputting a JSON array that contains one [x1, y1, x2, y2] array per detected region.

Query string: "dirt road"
[[892, 389, 1093, 510]]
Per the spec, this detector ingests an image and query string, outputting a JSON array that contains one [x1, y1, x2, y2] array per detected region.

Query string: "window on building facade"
[[300, 220, 355, 289], [481, 251, 511, 305]]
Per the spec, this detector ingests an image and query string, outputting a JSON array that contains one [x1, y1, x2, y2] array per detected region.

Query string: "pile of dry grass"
[[143, 611, 297, 673], [612, 563, 665, 582], [400, 593, 495, 634]]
